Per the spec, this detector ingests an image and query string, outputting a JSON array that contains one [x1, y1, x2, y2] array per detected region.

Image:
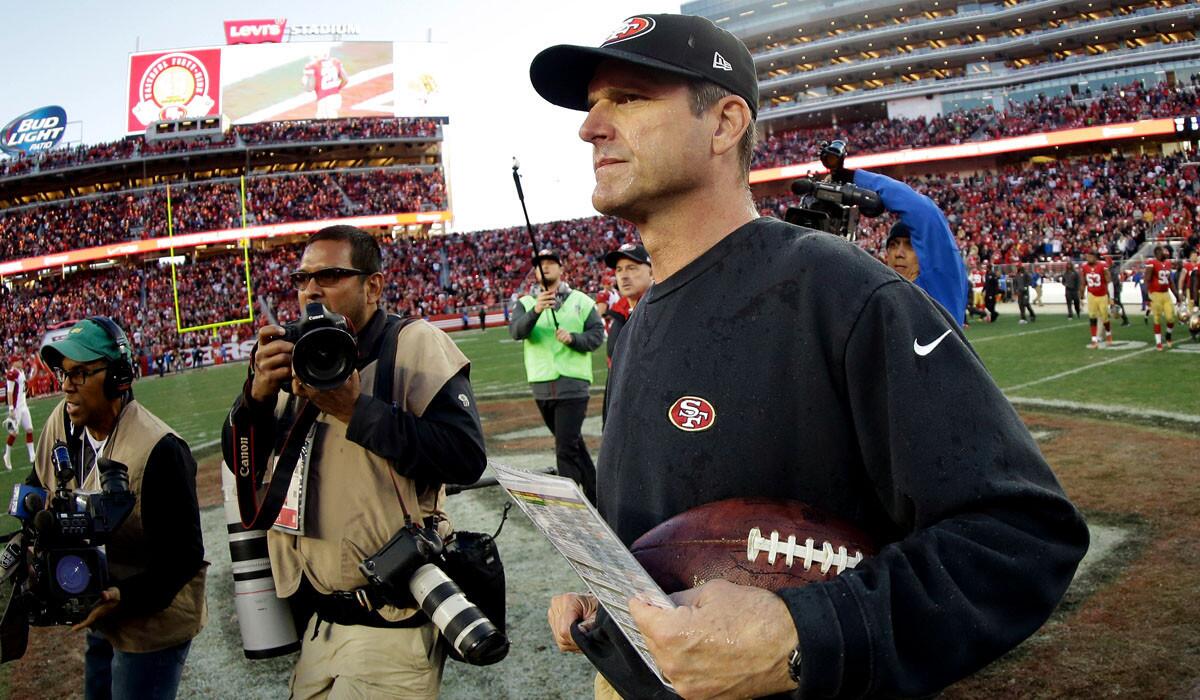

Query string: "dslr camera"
[[360, 522, 509, 666], [275, 302, 358, 391], [0, 442, 136, 659], [785, 139, 884, 240]]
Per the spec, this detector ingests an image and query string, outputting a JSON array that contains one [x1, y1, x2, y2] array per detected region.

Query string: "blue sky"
[[0, 0, 679, 232]]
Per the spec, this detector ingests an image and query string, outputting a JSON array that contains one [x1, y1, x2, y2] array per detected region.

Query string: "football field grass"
[[0, 310, 1193, 533], [1, 309, 1197, 698]]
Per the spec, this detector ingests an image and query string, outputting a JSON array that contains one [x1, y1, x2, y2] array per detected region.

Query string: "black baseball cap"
[[530, 13, 759, 118], [533, 248, 562, 264], [885, 221, 912, 246], [604, 243, 651, 268]]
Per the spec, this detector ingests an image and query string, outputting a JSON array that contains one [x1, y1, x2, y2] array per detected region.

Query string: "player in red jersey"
[[302, 49, 349, 119], [4, 362, 36, 470], [1080, 251, 1112, 348], [1144, 245, 1180, 350]]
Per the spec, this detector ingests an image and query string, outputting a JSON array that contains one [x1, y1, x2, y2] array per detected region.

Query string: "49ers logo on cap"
[[603, 16, 656, 46], [668, 396, 715, 432]]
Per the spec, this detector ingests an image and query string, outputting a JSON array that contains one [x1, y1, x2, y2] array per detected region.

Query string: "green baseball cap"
[[40, 319, 124, 369]]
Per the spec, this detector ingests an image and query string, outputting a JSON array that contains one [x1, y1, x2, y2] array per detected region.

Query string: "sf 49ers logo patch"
[[668, 396, 716, 432], [603, 16, 656, 46]]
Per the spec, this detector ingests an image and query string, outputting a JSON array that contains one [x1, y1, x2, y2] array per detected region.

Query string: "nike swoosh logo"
[[914, 329, 954, 357]]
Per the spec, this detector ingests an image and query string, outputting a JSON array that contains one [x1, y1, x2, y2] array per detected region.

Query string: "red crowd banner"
[[224, 19, 288, 45], [749, 117, 1179, 184], [127, 49, 222, 133], [0, 211, 452, 277]]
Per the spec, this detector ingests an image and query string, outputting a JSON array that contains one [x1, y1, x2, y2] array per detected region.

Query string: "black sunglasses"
[[288, 267, 371, 288]]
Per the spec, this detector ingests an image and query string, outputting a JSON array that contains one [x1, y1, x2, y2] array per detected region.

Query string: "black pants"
[[985, 294, 999, 322], [1018, 292, 1035, 321], [1065, 290, 1081, 318], [536, 397, 596, 502]]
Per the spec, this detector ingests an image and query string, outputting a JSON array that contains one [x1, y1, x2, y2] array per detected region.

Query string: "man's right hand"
[[533, 289, 557, 313], [250, 325, 294, 403], [548, 592, 599, 653]]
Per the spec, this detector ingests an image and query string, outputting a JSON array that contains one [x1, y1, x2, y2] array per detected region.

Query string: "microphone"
[[7, 484, 46, 520], [50, 442, 74, 484], [32, 510, 57, 547], [790, 177, 817, 196]]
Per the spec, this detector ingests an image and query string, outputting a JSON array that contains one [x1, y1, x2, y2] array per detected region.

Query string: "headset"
[[87, 316, 134, 400]]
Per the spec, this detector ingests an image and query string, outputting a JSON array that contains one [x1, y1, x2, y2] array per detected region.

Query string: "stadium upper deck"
[[684, 0, 1200, 130], [0, 117, 444, 209]]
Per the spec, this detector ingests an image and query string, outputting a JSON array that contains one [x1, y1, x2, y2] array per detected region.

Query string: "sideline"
[[1007, 395, 1200, 428]]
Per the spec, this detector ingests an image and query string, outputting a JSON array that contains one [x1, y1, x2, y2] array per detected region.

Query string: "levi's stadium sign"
[[224, 19, 287, 45], [1, 105, 67, 156]]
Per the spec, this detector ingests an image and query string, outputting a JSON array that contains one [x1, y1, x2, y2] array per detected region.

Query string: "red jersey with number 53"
[[1145, 259, 1173, 293], [1081, 262, 1108, 297]]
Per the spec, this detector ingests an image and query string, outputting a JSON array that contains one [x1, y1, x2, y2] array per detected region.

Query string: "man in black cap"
[[509, 248, 604, 502], [602, 243, 653, 363], [534, 11, 1086, 700]]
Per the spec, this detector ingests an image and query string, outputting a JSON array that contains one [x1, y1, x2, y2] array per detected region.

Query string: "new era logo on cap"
[[713, 52, 732, 71]]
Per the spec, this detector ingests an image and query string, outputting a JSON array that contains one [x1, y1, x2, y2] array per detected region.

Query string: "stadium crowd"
[[754, 78, 1200, 168], [0, 167, 446, 260], [0, 117, 442, 178], [4, 77, 1199, 390], [4, 149, 1196, 394]]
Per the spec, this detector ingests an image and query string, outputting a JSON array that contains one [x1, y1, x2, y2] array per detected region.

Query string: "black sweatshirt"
[[221, 309, 486, 488], [598, 218, 1089, 698], [28, 428, 204, 617]]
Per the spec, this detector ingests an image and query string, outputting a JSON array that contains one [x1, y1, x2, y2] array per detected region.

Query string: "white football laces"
[[746, 528, 864, 575]]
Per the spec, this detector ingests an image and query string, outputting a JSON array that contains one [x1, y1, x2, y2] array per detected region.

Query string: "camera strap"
[[235, 398, 321, 530], [373, 314, 420, 524]]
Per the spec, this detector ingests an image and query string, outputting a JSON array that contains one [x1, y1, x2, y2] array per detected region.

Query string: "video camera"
[[0, 441, 135, 660], [785, 139, 884, 240]]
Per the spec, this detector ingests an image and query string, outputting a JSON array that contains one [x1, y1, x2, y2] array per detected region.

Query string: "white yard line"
[[970, 322, 1075, 343], [1002, 348, 1154, 392]]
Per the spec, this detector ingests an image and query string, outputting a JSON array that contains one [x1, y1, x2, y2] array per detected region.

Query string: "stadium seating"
[[0, 117, 441, 178], [753, 78, 1200, 169], [0, 168, 446, 260]]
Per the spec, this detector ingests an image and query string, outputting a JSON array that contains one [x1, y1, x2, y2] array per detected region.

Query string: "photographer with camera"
[[847, 168, 968, 326], [27, 317, 207, 699], [221, 225, 487, 699]]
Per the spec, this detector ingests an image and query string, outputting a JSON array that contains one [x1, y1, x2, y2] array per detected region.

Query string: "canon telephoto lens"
[[409, 564, 509, 665]]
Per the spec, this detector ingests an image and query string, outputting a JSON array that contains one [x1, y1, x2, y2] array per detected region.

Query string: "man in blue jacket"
[[855, 169, 967, 326]]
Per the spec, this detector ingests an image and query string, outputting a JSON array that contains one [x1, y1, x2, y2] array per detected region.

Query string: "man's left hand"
[[555, 329, 573, 345], [293, 369, 361, 424], [71, 587, 120, 632], [629, 579, 799, 700]]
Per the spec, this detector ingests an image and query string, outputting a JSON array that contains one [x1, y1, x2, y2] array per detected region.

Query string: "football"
[[630, 497, 878, 594]]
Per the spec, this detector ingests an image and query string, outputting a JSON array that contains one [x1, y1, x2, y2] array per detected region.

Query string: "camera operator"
[[850, 169, 967, 326], [31, 318, 206, 700], [221, 225, 486, 699]]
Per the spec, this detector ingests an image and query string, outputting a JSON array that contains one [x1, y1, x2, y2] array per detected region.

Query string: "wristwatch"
[[787, 644, 803, 686]]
